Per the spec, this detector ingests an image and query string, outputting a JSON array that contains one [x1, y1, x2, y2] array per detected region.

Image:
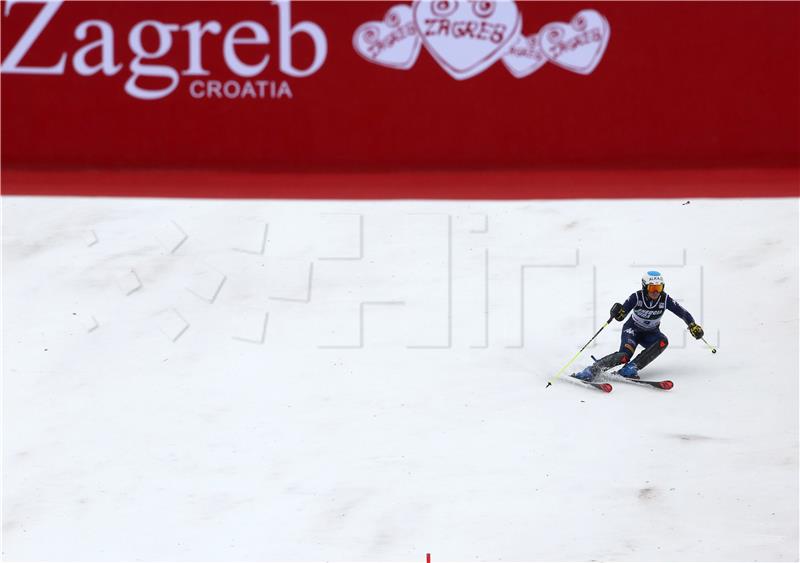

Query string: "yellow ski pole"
[[701, 336, 717, 354], [546, 316, 613, 388], [687, 324, 717, 354]]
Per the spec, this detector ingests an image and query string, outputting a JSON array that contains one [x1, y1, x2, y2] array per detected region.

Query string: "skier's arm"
[[665, 295, 696, 326], [666, 295, 704, 338]]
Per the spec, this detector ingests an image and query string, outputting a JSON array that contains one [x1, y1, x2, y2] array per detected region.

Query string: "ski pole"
[[700, 336, 717, 354], [546, 316, 613, 388], [687, 325, 717, 354]]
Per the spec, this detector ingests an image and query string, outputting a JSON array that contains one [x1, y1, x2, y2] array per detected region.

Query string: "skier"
[[574, 271, 705, 381]]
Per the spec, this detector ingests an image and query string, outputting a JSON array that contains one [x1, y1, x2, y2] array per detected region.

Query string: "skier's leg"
[[617, 326, 643, 378], [574, 350, 629, 381], [630, 331, 669, 372], [574, 328, 635, 381], [619, 326, 637, 360], [596, 351, 630, 370]]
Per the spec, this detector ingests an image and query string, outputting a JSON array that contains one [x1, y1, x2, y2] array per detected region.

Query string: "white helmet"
[[642, 270, 665, 294]]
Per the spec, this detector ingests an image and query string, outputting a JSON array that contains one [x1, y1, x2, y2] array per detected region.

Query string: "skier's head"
[[641, 270, 664, 300]]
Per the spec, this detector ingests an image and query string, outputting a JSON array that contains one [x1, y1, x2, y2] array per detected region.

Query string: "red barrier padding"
[[2, 168, 797, 199]]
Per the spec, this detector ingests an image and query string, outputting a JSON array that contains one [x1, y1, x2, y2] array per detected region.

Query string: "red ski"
[[567, 374, 613, 393], [605, 372, 673, 390]]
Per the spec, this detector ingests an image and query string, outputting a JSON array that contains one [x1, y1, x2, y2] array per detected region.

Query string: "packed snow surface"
[[3, 195, 798, 561]]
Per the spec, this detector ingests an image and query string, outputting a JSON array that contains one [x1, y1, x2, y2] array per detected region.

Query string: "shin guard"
[[589, 351, 629, 376], [631, 337, 669, 369]]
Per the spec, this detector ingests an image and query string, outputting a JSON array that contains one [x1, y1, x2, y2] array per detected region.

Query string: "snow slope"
[[2, 195, 798, 561]]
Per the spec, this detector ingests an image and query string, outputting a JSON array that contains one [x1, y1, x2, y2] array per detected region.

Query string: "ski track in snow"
[[2, 196, 798, 561]]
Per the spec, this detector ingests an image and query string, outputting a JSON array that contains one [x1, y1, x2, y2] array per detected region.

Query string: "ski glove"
[[610, 303, 626, 322], [688, 322, 704, 339]]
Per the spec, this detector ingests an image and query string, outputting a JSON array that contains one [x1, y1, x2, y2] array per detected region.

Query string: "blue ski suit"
[[618, 290, 696, 356]]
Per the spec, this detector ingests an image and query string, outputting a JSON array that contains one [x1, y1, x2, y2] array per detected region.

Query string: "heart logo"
[[502, 32, 547, 79], [539, 10, 609, 75], [413, 0, 521, 80], [353, 5, 422, 70]]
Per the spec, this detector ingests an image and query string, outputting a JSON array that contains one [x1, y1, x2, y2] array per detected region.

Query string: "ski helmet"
[[642, 270, 665, 295]]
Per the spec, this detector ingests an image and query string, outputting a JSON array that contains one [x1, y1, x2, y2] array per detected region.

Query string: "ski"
[[603, 372, 673, 390], [567, 374, 613, 393]]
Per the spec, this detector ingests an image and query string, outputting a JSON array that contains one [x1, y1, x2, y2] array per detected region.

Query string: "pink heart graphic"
[[353, 5, 421, 70], [502, 32, 547, 79], [413, 0, 521, 80], [539, 10, 609, 75]]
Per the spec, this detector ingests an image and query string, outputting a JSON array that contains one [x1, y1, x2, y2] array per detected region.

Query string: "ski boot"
[[573, 365, 596, 381], [618, 362, 639, 379], [574, 351, 629, 382]]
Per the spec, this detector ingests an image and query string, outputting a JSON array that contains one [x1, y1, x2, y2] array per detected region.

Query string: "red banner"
[[2, 1, 799, 174]]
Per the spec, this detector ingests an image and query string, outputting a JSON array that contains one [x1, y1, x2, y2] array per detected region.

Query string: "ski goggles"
[[646, 283, 664, 293]]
